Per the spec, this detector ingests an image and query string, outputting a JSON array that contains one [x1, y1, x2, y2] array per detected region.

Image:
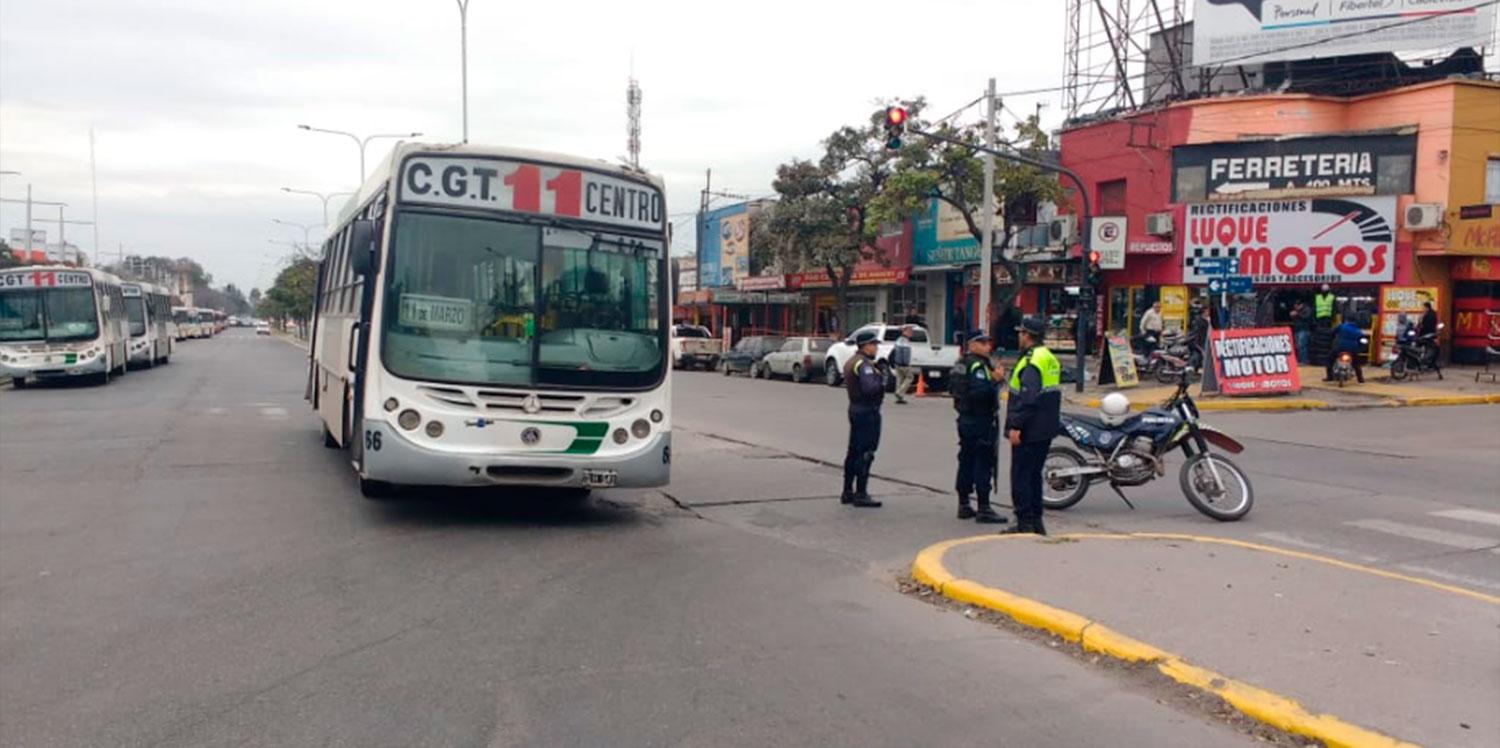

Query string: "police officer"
[[840, 329, 885, 508], [951, 330, 1008, 524], [1002, 316, 1062, 535]]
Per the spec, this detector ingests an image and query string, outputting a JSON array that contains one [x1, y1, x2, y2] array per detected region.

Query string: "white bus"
[[309, 143, 671, 498], [122, 282, 175, 367], [0, 266, 130, 386], [172, 306, 211, 339]]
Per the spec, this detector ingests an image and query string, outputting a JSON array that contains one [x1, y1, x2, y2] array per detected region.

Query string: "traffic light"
[[884, 106, 908, 150], [1086, 250, 1103, 287]]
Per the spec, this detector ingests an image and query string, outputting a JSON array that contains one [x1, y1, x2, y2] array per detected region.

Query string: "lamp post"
[[295, 125, 423, 185], [454, 0, 471, 143], [281, 187, 354, 226], [271, 218, 324, 253]]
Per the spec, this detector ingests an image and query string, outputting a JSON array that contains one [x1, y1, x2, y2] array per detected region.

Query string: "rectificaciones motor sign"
[[398, 156, 665, 234]]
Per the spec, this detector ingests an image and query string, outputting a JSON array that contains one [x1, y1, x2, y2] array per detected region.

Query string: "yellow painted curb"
[[912, 534, 1425, 748], [1398, 394, 1500, 407], [1077, 397, 1333, 411]]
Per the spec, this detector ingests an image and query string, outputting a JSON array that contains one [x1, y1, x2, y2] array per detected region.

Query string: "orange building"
[[1059, 78, 1500, 362]]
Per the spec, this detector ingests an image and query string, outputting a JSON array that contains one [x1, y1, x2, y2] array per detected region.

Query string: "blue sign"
[[1195, 257, 1239, 275], [1208, 275, 1253, 294]]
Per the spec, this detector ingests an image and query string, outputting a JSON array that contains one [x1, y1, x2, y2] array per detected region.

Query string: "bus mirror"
[[349, 220, 377, 276]]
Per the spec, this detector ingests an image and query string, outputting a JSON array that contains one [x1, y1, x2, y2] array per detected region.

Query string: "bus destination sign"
[[0, 270, 93, 289], [399, 156, 665, 233]]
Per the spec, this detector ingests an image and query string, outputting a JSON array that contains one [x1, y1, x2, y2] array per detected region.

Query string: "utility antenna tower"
[[1063, 0, 1185, 120], [626, 67, 642, 168]]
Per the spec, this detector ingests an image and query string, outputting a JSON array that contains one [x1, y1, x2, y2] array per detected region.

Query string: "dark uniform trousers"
[[843, 406, 881, 496], [1010, 441, 1050, 524], [955, 417, 993, 500]]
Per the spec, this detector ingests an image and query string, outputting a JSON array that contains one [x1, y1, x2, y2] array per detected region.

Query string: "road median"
[[913, 533, 1499, 748]]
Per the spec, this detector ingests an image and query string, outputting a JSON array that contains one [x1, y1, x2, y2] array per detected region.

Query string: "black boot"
[[1031, 514, 1047, 536], [849, 493, 883, 508], [957, 496, 976, 520], [840, 491, 854, 505], [974, 502, 1008, 524]]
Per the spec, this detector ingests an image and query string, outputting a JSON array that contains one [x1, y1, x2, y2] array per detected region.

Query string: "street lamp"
[[281, 187, 354, 226], [454, 0, 471, 143], [271, 218, 324, 250], [295, 125, 423, 185]]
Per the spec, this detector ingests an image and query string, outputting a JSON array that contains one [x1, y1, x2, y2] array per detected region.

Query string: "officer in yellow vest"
[[1002, 316, 1062, 535], [1314, 284, 1336, 329]]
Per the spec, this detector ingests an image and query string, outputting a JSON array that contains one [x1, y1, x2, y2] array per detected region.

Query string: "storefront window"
[[847, 292, 877, 331], [887, 285, 927, 324]]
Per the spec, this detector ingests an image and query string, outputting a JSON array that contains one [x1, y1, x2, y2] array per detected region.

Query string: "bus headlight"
[[384, 398, 400, 412], [650, 409, 663, 423], [425, 420, 444, 438], [631, 419, 650, 439], [397, 409, 421, 430], [612, 428, 629, 445]]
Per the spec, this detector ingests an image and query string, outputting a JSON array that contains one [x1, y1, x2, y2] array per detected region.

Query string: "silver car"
[[758, 336, 834, 383]]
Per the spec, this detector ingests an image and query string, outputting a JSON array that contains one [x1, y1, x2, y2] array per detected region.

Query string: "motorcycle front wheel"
[[1179, 453, 1253, 521], [1389, 357, 1408, 381], [1042, 446, 1090, 510]]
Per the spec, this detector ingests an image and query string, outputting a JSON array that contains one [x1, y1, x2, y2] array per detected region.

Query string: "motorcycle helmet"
[[1099, 393, 1132, 426]]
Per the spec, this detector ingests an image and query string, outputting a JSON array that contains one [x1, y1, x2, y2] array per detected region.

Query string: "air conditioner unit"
[[1404, 203, 1443, 231], [1047, 216, 1077, 245], [1145, 212, 1174, 237]]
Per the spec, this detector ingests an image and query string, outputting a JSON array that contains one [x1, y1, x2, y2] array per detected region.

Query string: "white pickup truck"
[[671, 324, 724, 370], [823, 324, 962, 389]]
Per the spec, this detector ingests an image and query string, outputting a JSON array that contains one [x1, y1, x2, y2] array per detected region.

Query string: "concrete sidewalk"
[[1063, 364, 1500, 411], [919, 533, 1500, 748]]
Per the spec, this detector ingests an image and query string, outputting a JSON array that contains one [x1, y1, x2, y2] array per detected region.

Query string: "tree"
[[869, 112, 1065, 328], [757, 100, 926, 331], [258, 257, 318, 336], [0, 240, 17, 269], [248, 287, 262, 309]]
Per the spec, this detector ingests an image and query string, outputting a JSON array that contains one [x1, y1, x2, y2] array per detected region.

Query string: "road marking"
[[260, 407, 288, 418], [1430, 508, 1500, 528], [1396, 564, 1500, 593], [207, 407, 226, 415], [1345, 518, 1500, 552]]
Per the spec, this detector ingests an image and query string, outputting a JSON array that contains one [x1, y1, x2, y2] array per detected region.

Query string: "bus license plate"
[[927, 370, 942, 378], [582, 470, 617, 488]]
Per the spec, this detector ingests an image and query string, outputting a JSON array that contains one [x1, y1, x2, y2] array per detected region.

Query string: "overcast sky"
[[0, 0, 1065, 294]]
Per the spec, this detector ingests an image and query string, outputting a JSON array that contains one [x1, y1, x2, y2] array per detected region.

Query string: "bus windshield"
[[0, 288, 100, 342], [127, 297, 148, 337], [382, 211, 664, 389]]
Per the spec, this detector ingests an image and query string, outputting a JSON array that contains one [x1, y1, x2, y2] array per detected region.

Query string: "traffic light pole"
[[904, 126, 1093, 392]]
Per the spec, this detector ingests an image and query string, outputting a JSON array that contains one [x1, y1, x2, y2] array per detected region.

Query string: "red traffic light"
[[886, 106, 907, 126], [1087, 250, 1101, 265]]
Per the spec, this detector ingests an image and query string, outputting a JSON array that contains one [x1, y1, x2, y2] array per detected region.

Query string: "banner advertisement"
[[736, 274, 785, 291], [1159, 286, 1190, 332], [1098, 335, 1140, 388], [1183, 197, 1396, 285], [1377, 286, 1440, 360], [1208, 327, 1301, 396], [1191, 0, 1497, 66], [1173, 134, 1415, 201], [720, 212, 750, 288], [788, 267, 910, 289]]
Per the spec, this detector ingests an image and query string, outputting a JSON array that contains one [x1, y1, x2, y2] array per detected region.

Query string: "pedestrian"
[[1139, 301, 1163, 353], [1418, 301, 1439, 337], [1394, 312, 1413, 341], [1314, 284, 1336, 329], [1290, 300, 1313, 364], [950, 330, 1008, 524], [891, 325, 916, 404], [1186, 301, 1210, 371], [1002, 316, 1062, 535], [840, 329, 885, 508]]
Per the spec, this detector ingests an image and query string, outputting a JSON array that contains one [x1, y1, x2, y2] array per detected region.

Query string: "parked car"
[[255, 322, 271, 336], [671, 324, 724, 370], [823, 324, 961, 389], [759, 336, 834, 382], [721, 335, 785, 377]]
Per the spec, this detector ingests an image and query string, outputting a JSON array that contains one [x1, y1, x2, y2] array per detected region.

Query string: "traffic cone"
[[914, 372, 928, 397]]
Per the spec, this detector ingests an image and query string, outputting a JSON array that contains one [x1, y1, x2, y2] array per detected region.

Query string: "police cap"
[[964, 329, 992, 344], [1015, 315, 1047, 337], [853, 329, 880, 345]]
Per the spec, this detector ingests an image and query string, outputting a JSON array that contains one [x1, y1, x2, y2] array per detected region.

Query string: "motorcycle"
[[1042, 369, 1254, 521], [1389, 323, 1444, 381], [1330, 335, 1369, 387]]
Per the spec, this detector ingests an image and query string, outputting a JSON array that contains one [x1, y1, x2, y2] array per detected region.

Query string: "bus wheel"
[[323, 425, 340, 449], [359, 478, 397, 500], [11, 376, 27, 389]]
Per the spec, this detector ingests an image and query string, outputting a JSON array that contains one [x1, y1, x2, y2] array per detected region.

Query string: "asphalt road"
[[2, 331, 1495, 747]]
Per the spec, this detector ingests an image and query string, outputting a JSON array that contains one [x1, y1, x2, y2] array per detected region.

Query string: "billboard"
[[1192, 0, 1498, 66], [1173, 134, 1416, 201], [1183, 196, 1397, 285], [912, 198, 1004, 268], [1208, 327, 1301, 396], [720, 211, 750, 288]]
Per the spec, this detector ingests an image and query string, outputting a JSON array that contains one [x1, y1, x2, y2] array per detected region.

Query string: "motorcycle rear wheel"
[[1042, 446, 1090, 510], [1179, 453, 1253, 521], [1389, 358, 1408, 381]]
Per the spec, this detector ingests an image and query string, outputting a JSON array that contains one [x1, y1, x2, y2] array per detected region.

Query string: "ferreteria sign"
[[1173, 133, 1414, 201], [1183, 197, 1396, 285]]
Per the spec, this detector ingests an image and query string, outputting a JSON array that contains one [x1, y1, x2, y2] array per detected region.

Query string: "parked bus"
[[122, 282, 175, 368], [309, 142, 671, 498], [211, 310, 227, 335], [0, 265, 130, 386], [172, 306, 211, 339]]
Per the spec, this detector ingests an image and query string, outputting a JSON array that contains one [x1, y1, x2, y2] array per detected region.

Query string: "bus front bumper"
[[361, 422, 671, 489], [1, 354, 108, 380]]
